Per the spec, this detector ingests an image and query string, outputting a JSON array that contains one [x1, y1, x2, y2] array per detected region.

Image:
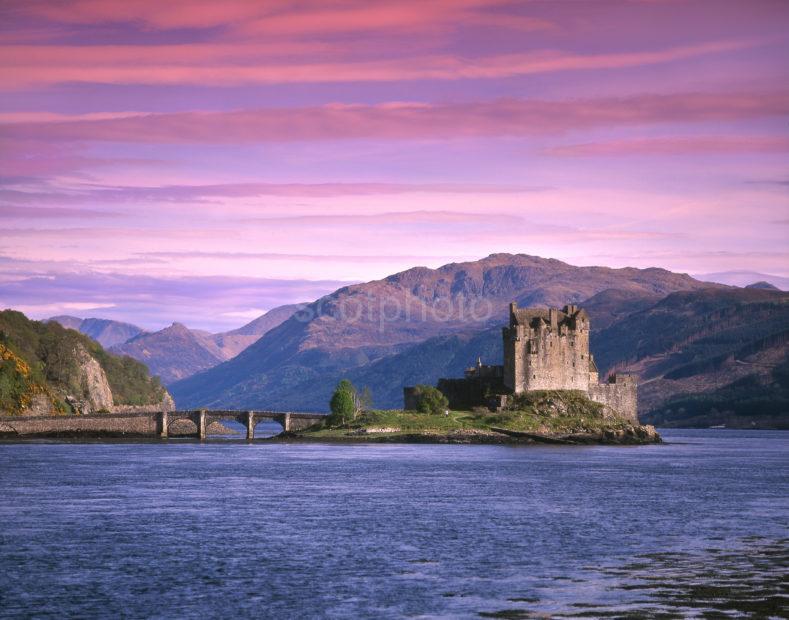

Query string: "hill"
[[171, 253, 717, 411], [111, 323, 226, 385], [746, 281, 780, 291], [0, 310, 170, 415], [697, 271, 789, 290], [49, 315, 146, 348], [206, 303, 307, 359], [109, 304, 304, 384], [592, 288, 789, 427]]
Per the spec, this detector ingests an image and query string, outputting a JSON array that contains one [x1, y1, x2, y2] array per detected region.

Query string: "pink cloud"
[[0, 205, 120, 218], [3, 91, 787, 144], [19, 0, 541, 33], [0, 39, 755, 88], [547, 136, 789, 156], [0, 138, 161, 177], [0, 182, 549, 207]]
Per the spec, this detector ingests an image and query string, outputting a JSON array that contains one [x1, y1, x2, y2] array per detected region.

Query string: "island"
[[283, 389, 660, 445], [284, 303, 661, 445]]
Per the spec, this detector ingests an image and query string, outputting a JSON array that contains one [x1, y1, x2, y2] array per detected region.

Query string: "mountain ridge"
[[171, 253, 721, 411], [48, 315, 146, 348]]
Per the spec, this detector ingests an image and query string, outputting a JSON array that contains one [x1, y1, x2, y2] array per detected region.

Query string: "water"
[[0, 429, 786, 619]]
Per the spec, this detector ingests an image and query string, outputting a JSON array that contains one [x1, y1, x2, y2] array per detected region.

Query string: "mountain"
[[207, 303, 307, 359], [0, 310, 170, 415], [576, 288, 664, 331], [171, 253, 718, 411], [746, 281, 780, 291], [697, 271, 789, 290], [49, 315, 83, 330], [107, 304, 304, 384], [592, 287, 789, 428], [48, 315, 146, 348], [111, 323, 226, 385]]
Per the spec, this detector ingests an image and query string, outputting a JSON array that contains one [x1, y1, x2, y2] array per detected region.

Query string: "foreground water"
[[0, 429, 786, 619]]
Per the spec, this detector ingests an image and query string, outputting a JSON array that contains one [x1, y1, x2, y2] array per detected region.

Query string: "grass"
[[303, 390, 638, 438]]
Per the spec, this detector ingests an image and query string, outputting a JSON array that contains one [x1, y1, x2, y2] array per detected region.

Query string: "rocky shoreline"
[[276, 424, 662, 445]]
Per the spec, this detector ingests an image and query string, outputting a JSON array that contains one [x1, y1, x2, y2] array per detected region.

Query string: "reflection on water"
[[481, 537, 788, 618], [0, 429, 786, 619]]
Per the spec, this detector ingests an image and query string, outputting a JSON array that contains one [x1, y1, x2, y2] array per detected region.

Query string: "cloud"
[[18, 0, 527, 32], [0, 182, 550, 208], [0, 205, 121, 218], [6, 301, 116, 316], [0, 269, 352, 331], [237, 210, 526, 227], [0, 138, 161, 178], [0, 39, 755, 88], [4, 91, 788, 144], [547, 136, 789, 156], [137, 251, 477, 263]]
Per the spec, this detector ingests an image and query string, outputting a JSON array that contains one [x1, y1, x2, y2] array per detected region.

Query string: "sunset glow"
[[2, 0, 788, 330]]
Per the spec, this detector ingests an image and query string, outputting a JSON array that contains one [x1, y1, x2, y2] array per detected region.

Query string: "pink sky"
[[1, 0, 788, 331]]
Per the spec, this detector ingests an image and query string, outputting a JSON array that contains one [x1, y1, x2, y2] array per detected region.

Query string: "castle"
[[405, 302, 638, 421]]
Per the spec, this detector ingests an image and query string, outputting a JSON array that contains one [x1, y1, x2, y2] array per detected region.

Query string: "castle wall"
[[503, 326, 520, 392], [436, 376, 506, 410], [588, 375, 638, 422], [520, 322, 591, 392]]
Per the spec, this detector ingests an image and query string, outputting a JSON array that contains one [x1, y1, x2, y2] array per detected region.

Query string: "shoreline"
[[0, 428, 661, 445], [273, 426, 662, 445]]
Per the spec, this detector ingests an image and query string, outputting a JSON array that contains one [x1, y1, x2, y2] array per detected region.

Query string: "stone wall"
[[111, 392, 175, 414], [436, 376, 507, 410], [282, 414, 324, 432], [588, 374, 638, 422], [0, 413, 158, 437]]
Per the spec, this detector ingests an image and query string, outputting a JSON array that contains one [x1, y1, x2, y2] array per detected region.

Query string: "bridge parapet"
[[1, 410, 325, 440]]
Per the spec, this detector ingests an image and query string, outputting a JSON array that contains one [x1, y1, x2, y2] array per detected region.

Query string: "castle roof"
[[510, 308, 552, 326], [509, 303, 589, 329]]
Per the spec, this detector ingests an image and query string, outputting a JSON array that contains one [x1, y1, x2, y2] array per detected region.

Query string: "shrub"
[[412, 384, 449, 415]]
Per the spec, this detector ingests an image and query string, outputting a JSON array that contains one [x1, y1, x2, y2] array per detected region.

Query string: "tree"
[[413, 384, 449, 415], [328, 379, 373, 426]]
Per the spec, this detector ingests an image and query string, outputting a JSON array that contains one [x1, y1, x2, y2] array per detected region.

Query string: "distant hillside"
[[171, 253, 717, 411], [49, 315, 146, 348], [109, 304, 304, 384], [697, 271, 789, 290], [576, 288, 664, 331], [592, 288, 789, 427], [746, 281, 780, 291], [207, 303, 307, 359], [1, 310, 169, 415], [111, 323, 225, 385]]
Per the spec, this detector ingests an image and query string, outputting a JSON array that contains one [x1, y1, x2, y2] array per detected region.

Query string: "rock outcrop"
[[74, 343, 114, 412]]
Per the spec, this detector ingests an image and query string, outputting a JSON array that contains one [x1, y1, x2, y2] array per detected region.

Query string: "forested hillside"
[[0, 310, 167, 415]]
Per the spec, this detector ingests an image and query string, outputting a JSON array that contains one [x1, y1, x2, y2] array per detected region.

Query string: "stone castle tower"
[[503, 303, 597, 392]]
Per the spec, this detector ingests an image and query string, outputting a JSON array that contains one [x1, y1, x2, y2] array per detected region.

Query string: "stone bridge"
[[161, 410, 325, 440], [0, 410, 325, 440]]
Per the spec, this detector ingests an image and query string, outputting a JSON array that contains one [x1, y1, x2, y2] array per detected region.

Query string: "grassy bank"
[[295, 390, 660, 444]]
